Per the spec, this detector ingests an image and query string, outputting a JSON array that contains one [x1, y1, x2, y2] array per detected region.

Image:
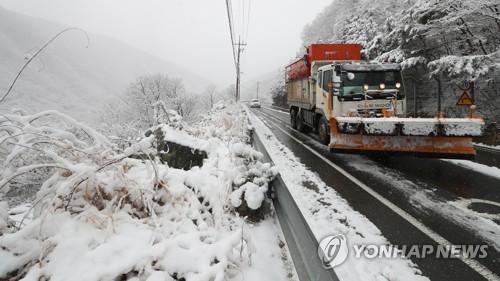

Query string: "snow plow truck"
[[286, 44, 484, 159]]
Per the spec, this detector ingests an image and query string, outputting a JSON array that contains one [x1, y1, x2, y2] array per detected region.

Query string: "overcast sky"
[[0, 0, 332, 88]]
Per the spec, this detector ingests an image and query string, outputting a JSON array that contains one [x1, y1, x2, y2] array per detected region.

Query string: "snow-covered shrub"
[[0, 201, 8, 234], [0, 110, 116, 202], [0, 103, 277, 280], [192, 100, 249, 142], [212, 100, 226, 110], [229, 142, 278, 222], [191, 102, 279, 221]]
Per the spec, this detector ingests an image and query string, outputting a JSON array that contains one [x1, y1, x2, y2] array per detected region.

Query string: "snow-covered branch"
[[0, 28, 89, 104], [1, 103, 276, 280], [428, 51, 500, 81]]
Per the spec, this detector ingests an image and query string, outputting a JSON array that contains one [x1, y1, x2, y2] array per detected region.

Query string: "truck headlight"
[[363, 84, 369, 91], [395, 82, 401, 88], [379, 83, 386, 89]]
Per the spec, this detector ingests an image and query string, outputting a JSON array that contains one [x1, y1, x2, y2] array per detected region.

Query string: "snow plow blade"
[[329, 117, 485, 160]]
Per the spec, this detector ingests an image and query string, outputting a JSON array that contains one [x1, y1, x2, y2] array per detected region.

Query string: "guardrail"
[[472, 144, 500, 169], [270, 105, 290, 113], [252, 129, 339, 281]]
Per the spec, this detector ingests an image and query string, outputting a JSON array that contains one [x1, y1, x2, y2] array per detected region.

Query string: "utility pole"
[[234, 37, 246, 102], [470, 81, 475, 105], [256, 82, 259, 99]]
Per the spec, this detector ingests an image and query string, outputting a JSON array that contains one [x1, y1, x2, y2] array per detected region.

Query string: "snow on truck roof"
[[316, 62, 401, 72], [341, 62, 401, 72]]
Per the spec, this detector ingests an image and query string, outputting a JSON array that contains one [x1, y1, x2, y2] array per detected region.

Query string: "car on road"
[[250, 99, 261, 108]]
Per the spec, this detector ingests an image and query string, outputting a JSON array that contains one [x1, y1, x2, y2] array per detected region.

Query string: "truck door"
[[322, 70, 333, 92], [317, 70, 322, 91], [319, 69, 333, 115]]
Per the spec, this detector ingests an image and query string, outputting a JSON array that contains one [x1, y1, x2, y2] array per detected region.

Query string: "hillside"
[[241, 70, 282, 103], [0, 6, 208, 121]]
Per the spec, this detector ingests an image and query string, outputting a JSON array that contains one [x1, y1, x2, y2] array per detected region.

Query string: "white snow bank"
[[444, 160, 500, 180], [157, 123, 211, 153], [473, 143, 500, 150], [335, 117, 484, 136], [0, 104, 288, 281]]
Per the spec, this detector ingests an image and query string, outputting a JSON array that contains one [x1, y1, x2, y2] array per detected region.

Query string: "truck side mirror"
[[328, 80, 341, 96], [332, 76, 341, 88], [331, 76, 341, 96]]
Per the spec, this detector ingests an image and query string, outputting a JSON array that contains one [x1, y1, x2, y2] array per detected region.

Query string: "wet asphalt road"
[[251, 106, 500, 281]]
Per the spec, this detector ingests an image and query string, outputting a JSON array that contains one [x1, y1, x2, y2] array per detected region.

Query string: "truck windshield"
[[341, 71, 404, 99]]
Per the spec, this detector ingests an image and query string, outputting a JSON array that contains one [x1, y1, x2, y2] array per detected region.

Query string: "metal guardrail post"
[[252, 130, 340, 281]]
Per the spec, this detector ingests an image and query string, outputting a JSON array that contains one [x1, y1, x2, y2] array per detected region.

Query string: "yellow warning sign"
[[456, 91, 473, 106]]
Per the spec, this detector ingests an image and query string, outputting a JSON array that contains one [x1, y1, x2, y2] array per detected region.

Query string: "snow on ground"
[[443, 159, 500, 180], [265, 106, 290, 115], [247, 110, 429, 281], [345, 157, 500, 251], [474, 143, 500, 150], [0, 103, 295, 281]]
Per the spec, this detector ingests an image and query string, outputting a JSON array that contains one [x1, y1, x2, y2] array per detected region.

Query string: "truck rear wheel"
[[318, 117, 330, 145], [290, 109, 297, 129], [296, 110, 306, 133]]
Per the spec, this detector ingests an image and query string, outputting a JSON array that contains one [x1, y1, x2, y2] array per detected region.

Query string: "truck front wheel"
[[318, 117, 330, 145], [290, 109, 297, 129]]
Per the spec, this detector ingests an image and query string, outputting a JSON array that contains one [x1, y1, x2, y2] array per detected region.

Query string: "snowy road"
[[250, 106, 500, 281]]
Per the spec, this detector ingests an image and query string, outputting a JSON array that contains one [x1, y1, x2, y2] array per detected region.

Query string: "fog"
[[0, 0, 332, 88]]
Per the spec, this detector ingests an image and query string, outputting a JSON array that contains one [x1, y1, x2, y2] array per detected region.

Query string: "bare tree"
[[270, 69, 287, 108], [97, 74, 198, 140], [203, 83, 219, 109], [122, 73, 195, 126], [173, 92, 198, 118]]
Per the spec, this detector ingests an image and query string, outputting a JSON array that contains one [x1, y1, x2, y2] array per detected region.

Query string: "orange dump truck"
[[286, 44, 484, 159]]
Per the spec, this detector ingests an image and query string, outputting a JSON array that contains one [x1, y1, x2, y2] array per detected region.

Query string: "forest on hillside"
[[272, 0, 500, 123]]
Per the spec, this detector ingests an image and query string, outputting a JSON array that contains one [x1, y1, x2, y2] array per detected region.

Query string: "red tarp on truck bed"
[[286, 44, 361, 81]]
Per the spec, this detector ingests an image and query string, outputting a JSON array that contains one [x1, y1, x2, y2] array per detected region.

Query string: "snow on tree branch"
[[0, 103, 277, 280], [428, 51, 500, 81], [0, 28, 89, 104]]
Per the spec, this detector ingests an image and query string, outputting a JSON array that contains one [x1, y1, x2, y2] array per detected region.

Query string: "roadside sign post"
[[456, 81, 474, 107], [457, 81, 471, 91], [470, 81, 475, 105], [456, 91, 473, 106]]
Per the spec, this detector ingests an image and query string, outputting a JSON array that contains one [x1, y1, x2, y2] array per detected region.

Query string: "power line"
[[241, 0, 245, 40], [226, 0, 251, 102], [245, 0, 251, 43], [225, 0, 236, 68]]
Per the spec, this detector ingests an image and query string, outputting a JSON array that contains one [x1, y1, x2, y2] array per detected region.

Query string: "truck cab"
[[317, 62, 406, 118], [287, 59, 406, 144]]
